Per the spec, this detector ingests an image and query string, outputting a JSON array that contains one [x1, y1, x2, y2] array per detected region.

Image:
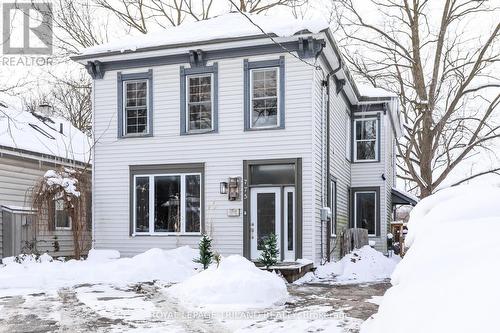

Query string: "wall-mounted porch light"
[[220, 182, 228, 195]]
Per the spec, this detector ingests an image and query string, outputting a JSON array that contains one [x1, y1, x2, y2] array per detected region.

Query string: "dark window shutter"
[[47, 200, 55, 231]]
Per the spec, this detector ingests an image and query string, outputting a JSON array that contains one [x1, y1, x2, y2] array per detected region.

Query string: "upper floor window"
[[180, 64, 218, 135], [250, 68, 279, 128], [186, 74, 213, 132], [124, 80, 148, 134], [354, 118, 378, 162], [244, 57, 285, 130], [117, 70, 153, 138]]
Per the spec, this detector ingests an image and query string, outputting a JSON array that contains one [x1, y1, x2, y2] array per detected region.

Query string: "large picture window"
[[250, 68, 279, 128], [354, 191, 376, 235], [354, 118, 378, 161], [186, 74, 213, 132], [133, 173, 201, 234]]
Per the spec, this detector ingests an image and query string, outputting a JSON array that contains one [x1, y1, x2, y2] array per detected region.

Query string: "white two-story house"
[[73, 13, 409, 263]]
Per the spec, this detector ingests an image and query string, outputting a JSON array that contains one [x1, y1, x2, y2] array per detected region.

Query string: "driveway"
[[0, 281, 390, 333]]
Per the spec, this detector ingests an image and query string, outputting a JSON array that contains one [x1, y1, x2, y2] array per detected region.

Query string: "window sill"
[[352, 159, 380, 164], [55, 227, 71, 231], [181, 129, 218, 136], [245, 126, 285, 132], [119, 133, 153, 139], [132, 232, 201, 237]]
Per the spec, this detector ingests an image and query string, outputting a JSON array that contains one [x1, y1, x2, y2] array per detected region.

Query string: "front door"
[[250, 187, 281, 260]]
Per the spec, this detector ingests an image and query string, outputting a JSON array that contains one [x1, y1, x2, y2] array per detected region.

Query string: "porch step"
[[256, 261, 315, 283]]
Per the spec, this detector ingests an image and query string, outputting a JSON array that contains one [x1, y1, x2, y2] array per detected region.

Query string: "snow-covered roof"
[[358, 84, 397, 99], [0, 106, 91, 163], [392, 187, 419, 205], [80, 12, 329, 56]]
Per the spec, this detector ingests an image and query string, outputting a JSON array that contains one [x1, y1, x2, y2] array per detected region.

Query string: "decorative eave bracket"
[[85, 61, 105, 79], [189, 49, 207, 67], [297, 37, 325, 59]]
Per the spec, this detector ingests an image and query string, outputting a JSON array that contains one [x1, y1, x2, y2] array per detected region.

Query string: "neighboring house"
[[0, 106, 91, 258], [73, 13, 415, 262]]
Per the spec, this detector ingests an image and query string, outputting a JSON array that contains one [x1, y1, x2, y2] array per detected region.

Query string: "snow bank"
[[81, 13, 329, 56], [313, 246, 399, 284], [0, 247, 199, 295], [167, 255, 289, 310], [361, 185, 500, 333]]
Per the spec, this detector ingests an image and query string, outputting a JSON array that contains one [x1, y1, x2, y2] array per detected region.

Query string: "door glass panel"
[[250, 164, 295, 185], [257, 192, 276, 250], [154, 176, 181, 232], [287, 191, 293, 251]]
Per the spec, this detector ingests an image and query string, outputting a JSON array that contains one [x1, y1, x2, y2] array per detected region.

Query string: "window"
[[354, 118, 378, 161], [133, 173, 201, 234], [345, 111, 351, 160], [250, 68, 279, 128], [55, 199, 71, 229], [354, 191, 376, 235], [117, 70, 153, 137], [249, 164, 295, 185], [244, 57, 285, 130], [330, 180, 337, 237], [124, 80, 148, 135], [186, 74, 213, 132], [180, 64, 218, 134]]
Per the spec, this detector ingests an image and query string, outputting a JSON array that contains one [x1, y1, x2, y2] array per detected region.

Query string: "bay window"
[[133, 173, 201, 234]]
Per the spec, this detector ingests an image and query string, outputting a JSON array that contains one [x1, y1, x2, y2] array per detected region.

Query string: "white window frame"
[[123, 79, 149, 136], [249, 67, 280, 129], [133, 173, 202, 236], [330, 180, 337, 237], [185, 73, 214, 133], [353, 191, 377, 236], [353, 118, 378, 162], [54, 199, 71, 230]]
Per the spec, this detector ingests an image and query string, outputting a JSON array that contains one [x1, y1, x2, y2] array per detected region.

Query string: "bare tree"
[[235, 0, 307, 13], [331, 0, 500, 197]]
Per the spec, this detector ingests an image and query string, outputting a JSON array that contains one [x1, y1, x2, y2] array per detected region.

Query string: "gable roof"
[[79, 12, 329, 58], [0, 106, 91, 164]]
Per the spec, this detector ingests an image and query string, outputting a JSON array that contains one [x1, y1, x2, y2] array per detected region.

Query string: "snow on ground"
[[167, 255, 289, 311], [295, 246, 400, 285], [361, 184, 500, 333], [0, 246, 199, 295]]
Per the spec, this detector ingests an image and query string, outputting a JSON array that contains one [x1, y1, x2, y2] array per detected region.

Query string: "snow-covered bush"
[[31, 167, 91, 259], [361, 185, 500, 333]]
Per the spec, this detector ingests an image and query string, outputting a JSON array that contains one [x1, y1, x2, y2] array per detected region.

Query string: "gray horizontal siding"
[[93, 53, 316, 258]]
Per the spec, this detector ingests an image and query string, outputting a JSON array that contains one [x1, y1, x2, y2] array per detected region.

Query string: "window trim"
[[122, 79, 150, 136], [249, 67, 280, 129], [244, 57, 285, 131], [129, 163, 205, 237], [117, 70, 153, 138], [351, 187, 380, 237], [185, 73, 215, 133], [180, 64, 218, 135], [353, 115, 380, 163], [54, 199, 71, 230], [330, 179, 337, 237]]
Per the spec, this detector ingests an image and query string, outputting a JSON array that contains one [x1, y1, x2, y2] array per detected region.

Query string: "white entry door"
[[250, 187, 281, 260]]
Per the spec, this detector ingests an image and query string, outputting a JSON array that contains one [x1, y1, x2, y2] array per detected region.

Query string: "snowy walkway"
[[0, 281, 390, 333]]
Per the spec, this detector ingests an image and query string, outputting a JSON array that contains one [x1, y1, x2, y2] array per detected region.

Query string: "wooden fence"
[[340, 228, 369, 257]]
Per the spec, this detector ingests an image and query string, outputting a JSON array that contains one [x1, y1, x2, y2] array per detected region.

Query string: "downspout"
[[324, 53, 343, 263], [91, 79, 96, 249]]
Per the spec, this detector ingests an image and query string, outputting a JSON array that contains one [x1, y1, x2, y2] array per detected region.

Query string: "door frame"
[[243, 158, 302, 261]]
